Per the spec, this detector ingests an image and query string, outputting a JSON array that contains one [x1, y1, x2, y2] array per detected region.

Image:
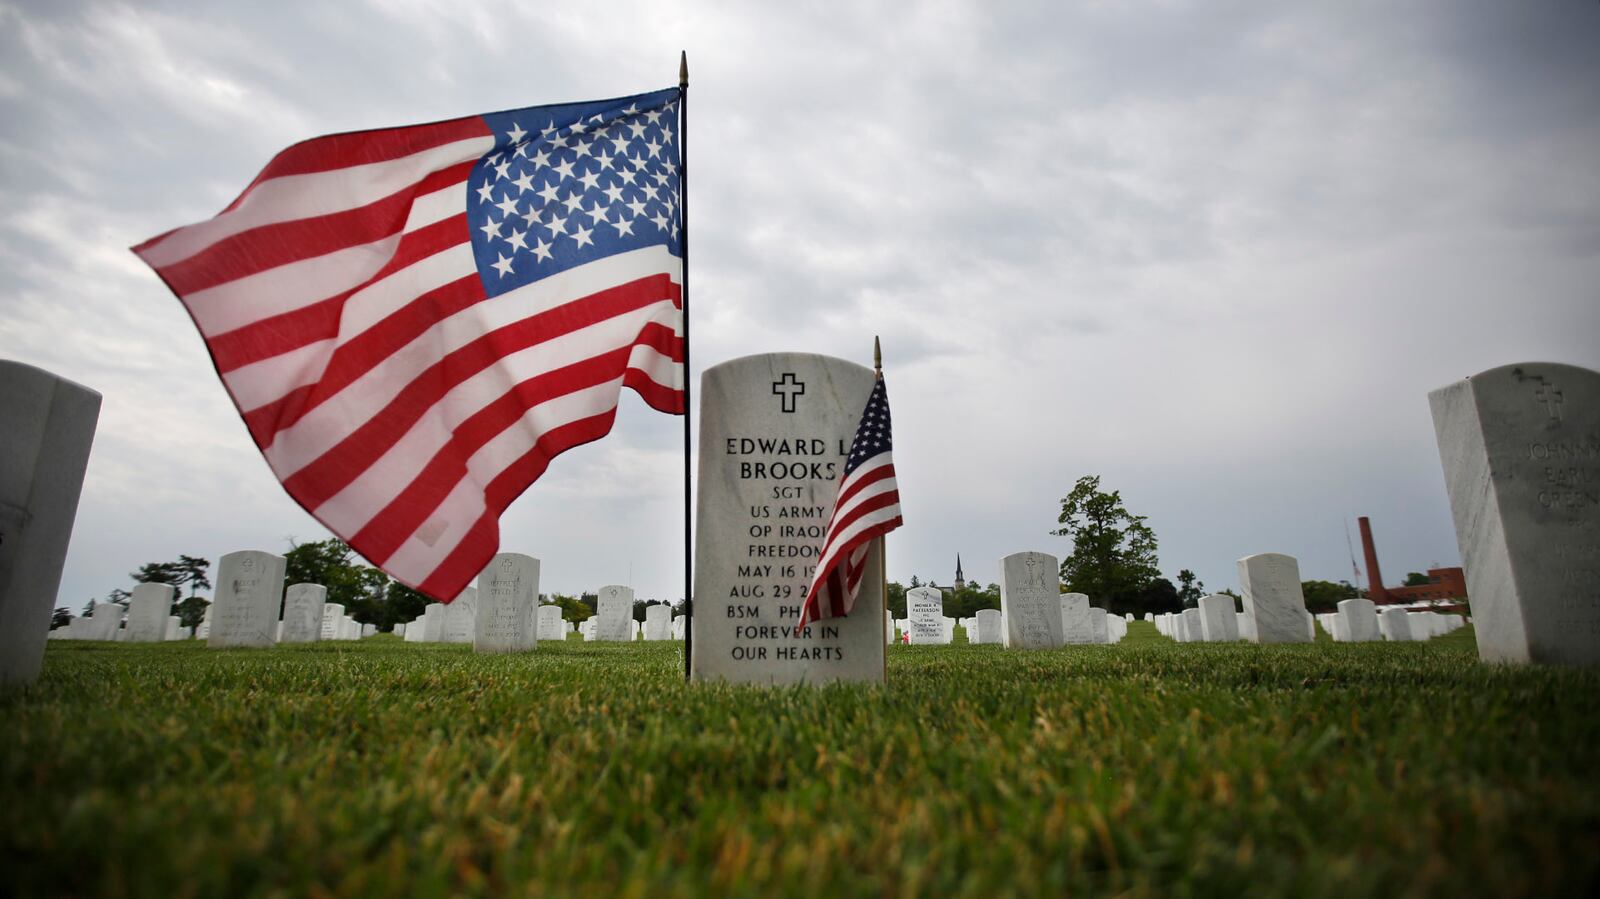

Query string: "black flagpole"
[[679, 51, 693, 681]]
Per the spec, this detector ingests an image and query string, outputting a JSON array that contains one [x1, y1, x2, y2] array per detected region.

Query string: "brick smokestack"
[[1358, 516, 1389, 604]]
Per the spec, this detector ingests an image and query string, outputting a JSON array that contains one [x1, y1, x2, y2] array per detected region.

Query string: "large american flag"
[[132, 88, 684, 601], [796, 375, 903, 632]]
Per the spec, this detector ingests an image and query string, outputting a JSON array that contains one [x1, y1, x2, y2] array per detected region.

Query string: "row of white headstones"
[[46, 550, 685, 650], [1156, 596, 1465, 644], [951, 549, 1471, 650]]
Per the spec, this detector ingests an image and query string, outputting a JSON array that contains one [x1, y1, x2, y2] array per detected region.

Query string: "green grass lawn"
[[5, 623, 1599, 898]]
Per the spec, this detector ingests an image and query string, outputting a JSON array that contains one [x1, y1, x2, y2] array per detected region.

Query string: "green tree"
[[51, 607, 72, 629], [886, 581, 907, 618], [1403, 572, 1430, 587], [1301, 579, 1359, 613], [547, 594, 593, 623], [284, 537, 393, 626], [1052, 475, 1161, 613], [385, 582, 433, 630], [1176, 569, 1205, 607]]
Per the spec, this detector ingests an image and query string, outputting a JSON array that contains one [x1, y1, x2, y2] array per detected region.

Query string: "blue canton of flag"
[[469, 88, 680, 295]]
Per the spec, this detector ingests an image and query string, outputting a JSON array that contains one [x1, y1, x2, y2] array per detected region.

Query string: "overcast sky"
[[3, 0, 1597, 610]]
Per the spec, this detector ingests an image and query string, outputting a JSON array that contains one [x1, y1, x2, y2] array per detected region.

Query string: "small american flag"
[[796, 374, 903, 632], [133, 88, 684, 601]]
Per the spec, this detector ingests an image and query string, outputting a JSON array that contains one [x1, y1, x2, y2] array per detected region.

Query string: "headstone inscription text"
[[690, 353, 886, 685]]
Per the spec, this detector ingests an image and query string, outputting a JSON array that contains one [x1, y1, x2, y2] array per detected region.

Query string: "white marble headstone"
[[209, 551, 286, 648], [1380, 606, 1414, 642], [0, 360, 101, 684], [537, 605, 566, 642], [319, 603, 346, 640], [125, 583, 175, 643], [474, 553, 539, 653], [644, 603, 672, 641], [1430, 362, 1599, 665], [1197, 594, 1239, 642], [594, 585, 634, 641], [905, 587, 945, 645], [440, 587, 477, 643], [975, 608, 1002, 644], [1088, 607, 1109, 644], [689, 353, 887, 685], [1337, 598, 1380, 642], [280, 583, 327, 643], [1059, 592, 1094, 644], [1000, 552, 1065, 649], [1237, 553, 1312, 644]]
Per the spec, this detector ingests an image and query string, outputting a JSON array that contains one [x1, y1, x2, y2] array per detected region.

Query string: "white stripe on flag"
[[139, 137, 494, 267], [185, 235, 405, 337]]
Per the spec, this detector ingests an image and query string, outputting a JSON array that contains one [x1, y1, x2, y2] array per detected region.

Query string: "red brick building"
[[1358, 516, 1468, 611]]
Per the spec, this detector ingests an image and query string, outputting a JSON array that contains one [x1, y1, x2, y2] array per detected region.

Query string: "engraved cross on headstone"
[[1534, 382, 1564, 423], [772, 372, 806, 413]]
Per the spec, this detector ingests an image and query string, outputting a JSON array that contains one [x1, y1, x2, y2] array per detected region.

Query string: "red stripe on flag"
[[159, 162, 476, 296], [209, 213, 472, 374], [412, 410, 619, 597], [224, 117, 490, 211], [281, 274, 680, 509]]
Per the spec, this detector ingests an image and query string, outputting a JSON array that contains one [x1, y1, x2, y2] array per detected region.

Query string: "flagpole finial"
[[679, 51, 688, 87], [873, 335, 882, 373]]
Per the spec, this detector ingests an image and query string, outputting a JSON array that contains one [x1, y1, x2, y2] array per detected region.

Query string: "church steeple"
[[954, 554, 965, 591]]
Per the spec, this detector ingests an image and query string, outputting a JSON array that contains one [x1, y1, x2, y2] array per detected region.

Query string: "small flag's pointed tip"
[[873, 336, 882, 372], [679, 51, 688, 86]]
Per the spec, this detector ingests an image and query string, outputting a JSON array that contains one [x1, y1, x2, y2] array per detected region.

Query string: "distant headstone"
[[999, 552, 1065, 649], [1088, 607, 1110, 644], [357, 623, 373, 637], [689, 353, 887, 685], [280, 583, 327, 643], [1237, 553, 1312, 644], [209, 551, 286, 648], [580, 618, 598, 641], [1430, 362, 1599, 665], [125, 583, 175, 643], [905, 587, 945, 645], [975, 608, 1002, 644], [1236, 611, 1256, 642], [1380, 607, 1414, 642], [196, 605, 211, 640], [164, 616, 183, 640], [440, 587, 477, 643], [643, 603, 672, 641], [537, 605, 566, 642], [1059, 592, 1094, 644], [884, 609, 895, 645], [594, 585, 634, 642], [420, 603, 443, 642], [1181, 608, 1204, 643], [0, 361, 100, 684], [1197, 594, 1239, 642], [394, 622, 407, 638], [474, 553, 539, 653], [1337, 598, 1380, 643], [320, 603, 347, 641]]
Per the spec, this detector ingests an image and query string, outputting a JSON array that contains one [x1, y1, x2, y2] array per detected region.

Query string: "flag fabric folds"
[[133, 88, 684, 601], [796, 375, 903, 632]]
